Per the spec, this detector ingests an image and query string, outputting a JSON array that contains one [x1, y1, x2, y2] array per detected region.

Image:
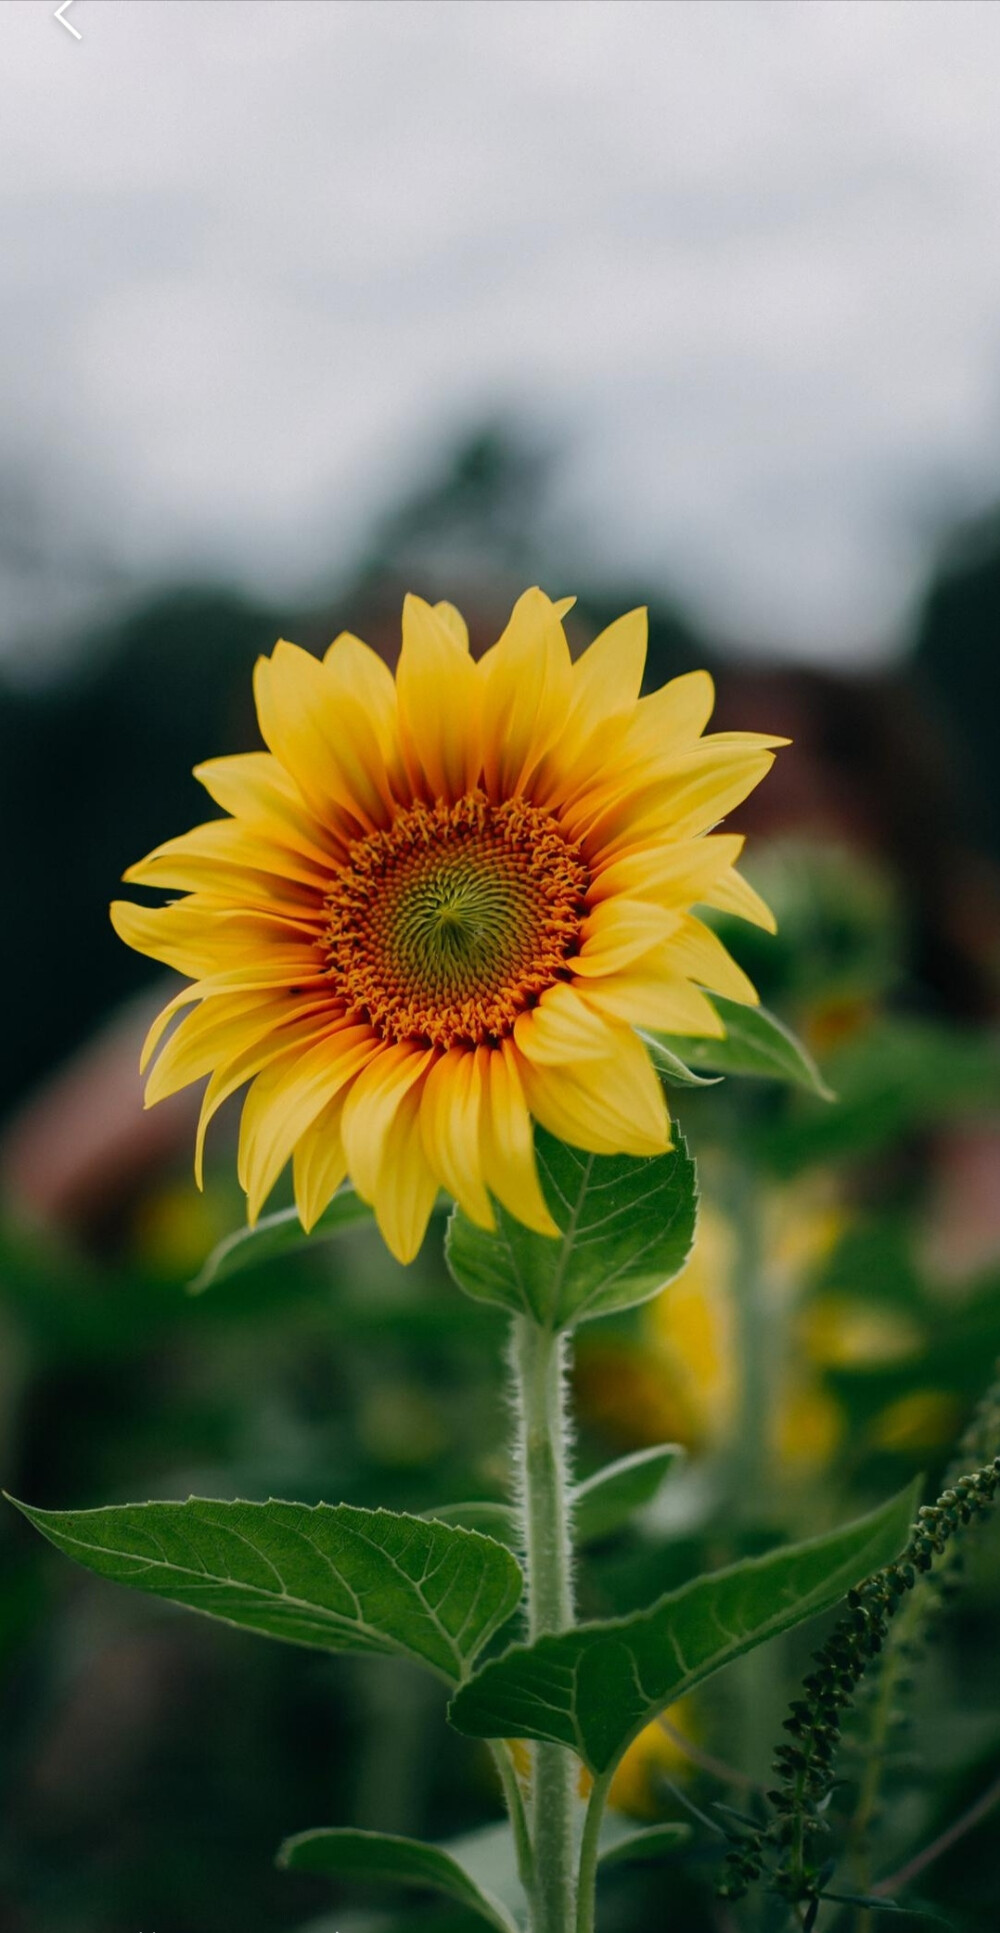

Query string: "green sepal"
[[8, 1494, 523, 1684], [638, 1031, 722, 1088], [656, 996, 834, 1099]]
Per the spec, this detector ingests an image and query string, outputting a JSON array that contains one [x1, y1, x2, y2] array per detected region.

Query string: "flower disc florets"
[[325, 792, 589, 1049]]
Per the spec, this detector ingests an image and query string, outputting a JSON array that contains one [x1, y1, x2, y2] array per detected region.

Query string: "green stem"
[[511, 1316, 578, 1933], [724, 1156, 770, 1511], [575, 1770, 612, 1933]]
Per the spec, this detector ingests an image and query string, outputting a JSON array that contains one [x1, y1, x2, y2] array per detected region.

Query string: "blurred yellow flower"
[[871, 1388, 963, 1451], [604, 1713, 694, 1817], [130, 1177, 235, 1278], [112, 590, 781, 1261], [579, 1191, 852, 1470], [509, 1704, 694, 1817], [802, 1295, 923, 1370], [771, 1377, 843, 1470], [642, 1208, 738, 1447], [768, 1194, 845, 1292]]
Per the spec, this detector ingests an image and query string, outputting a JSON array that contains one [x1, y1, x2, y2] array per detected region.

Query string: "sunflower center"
[[324, 791, 589, 1048]]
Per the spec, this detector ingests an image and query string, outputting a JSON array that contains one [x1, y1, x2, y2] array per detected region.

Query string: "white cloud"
[[3, 0, 1000, 663]]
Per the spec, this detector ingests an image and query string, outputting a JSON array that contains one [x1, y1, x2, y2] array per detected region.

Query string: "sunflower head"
[[113, 589, 784, 1262]]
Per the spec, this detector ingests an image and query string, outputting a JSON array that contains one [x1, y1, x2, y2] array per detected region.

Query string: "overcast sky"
[[4, 0, 1000, 667]]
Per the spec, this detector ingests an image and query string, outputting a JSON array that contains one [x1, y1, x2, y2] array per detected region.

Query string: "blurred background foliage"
[[2, 425, 1000, 1933]]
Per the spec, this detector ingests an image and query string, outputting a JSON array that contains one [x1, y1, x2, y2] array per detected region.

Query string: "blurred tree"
[[912, 505, 1000, 860], [0, 589, 279, 1115]]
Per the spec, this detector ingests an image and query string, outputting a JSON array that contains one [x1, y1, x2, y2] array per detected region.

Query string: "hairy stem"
[[511, 1317, 578, 1933]]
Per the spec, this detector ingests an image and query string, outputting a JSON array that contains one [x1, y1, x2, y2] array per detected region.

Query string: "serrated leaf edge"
[[6, 1493, 524, 1684]]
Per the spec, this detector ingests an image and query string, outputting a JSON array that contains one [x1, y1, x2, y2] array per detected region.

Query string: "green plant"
[[4, 1005, 922, 1933]]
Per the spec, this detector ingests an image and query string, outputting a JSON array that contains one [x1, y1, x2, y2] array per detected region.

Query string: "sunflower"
[[112, 590, 782, 1262]]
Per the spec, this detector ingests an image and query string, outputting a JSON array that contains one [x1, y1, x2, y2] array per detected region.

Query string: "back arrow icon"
[[55, 1, 82, 39]]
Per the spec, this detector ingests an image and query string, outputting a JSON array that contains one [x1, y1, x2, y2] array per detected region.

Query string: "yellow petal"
[[395, 594, 479, 801], [573, 607, 647, 719], [567, 706, 763, 849], [369, 1085, 440, 1265], [419, 1047, 493, 1228], [664, 916, 759, 1005], [623, 670, 716, 758], [190, 892, 325, 940], [517, 1028, 669, 1158], [145, 990, 323, 1107], [110, 899, 321, 980], [432, 601, 469, 650], [171, 956, 333, 1011], [139, 984, 201, 1073], [530, 712, 635, 819], [479, 587, 573, 798], [254, 641, 393, 831], [578, 965, 725, 1037], [323, 631, 396, 738], [238, 1023, 379, 1221], [340, 1042, 434, 1207], [512, 982, 621, 1066], [480, 1044, 559, 1238], [572, 899, 682, 978], [124, 818, 332, 898], [529, 610, 647, 811], [705, 865, 778, 933], [587, 834, 744, 908], [293, 1092, 350, 1232], [582, 748, 777, 856], [193, 752, 343, 864], [323, 631, 408, 797], [194, 1006, 344, 1186]]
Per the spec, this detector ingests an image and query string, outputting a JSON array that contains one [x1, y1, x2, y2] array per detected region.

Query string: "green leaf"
[[597, 1821, 692, 1869], [657, 996, 834, 1100], [439, 1821, 526, 1922], [446, 1127, 698, 1328], [573, 1446, 685, 1546], [449, 1482, 918, 1773], [189, 1187, 374, 1293], [277, 1829, 519, 1933], [9, 1496, 523, 1684]]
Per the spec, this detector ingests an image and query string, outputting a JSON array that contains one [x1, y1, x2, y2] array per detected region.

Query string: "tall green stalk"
[[511, 1316, 578, 1933]]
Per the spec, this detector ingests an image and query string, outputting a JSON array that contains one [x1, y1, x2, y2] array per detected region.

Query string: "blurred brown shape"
[[0, 990, 199, 1249]]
